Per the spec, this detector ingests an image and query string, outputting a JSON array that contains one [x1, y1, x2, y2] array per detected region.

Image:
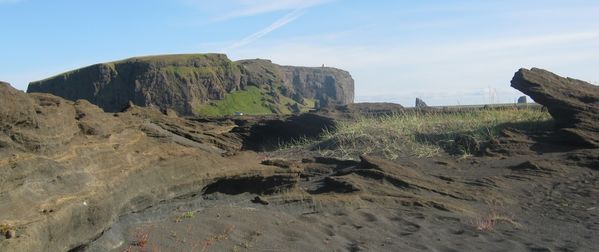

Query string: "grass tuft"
[[280, 107, 552, 160]]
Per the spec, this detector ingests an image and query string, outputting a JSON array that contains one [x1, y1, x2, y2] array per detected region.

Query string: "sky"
[[1, 0, 599, 106]]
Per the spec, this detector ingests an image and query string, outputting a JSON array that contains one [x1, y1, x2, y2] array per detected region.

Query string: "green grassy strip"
[[194, 86, 273, 116]]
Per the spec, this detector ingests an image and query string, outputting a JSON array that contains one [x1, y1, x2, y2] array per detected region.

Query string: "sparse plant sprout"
[[475, 218, 495, 231], [1, 223, 15, 239], [183, 211, 194, 218], [199, 224, 236, 252], [0, 223, 14, 233], [174, 211, 196, 222], [124, 228, 151, 251], [472, 199, 522, 232]]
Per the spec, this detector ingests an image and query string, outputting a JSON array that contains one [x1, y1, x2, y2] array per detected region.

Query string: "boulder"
[[511, 68, 599, 147], [0, 81, 38, 129]]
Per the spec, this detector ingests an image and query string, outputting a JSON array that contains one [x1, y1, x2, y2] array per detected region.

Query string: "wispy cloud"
[[182, 0, 331, 21], [225, 8, 305, 50], [185, 0, 331, 50], [217, 0, 331, 20]]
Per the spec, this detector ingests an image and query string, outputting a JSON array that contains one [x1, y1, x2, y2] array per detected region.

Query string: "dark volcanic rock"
[[237, 59, 354, 107], [511, 68, 599, 147], [517, 96, 527, 104], [28, 54, 355, 116], [281, 65, 354, 106], [27, 54, 242, 116], [323, 102, 405, 118], [0, 82, 38, 131], [234, 113, 337, 151], [415, 98, 428, 108], [0, 84, 293, 251]]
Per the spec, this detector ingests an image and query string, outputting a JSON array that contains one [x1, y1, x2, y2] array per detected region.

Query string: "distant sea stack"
[[415, 98, 428, 108], [27, 54, 354, 116], [517, 96, 527, 104]]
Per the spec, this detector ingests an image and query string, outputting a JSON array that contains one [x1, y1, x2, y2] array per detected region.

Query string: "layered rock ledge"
[[511, 68, 599, 147]]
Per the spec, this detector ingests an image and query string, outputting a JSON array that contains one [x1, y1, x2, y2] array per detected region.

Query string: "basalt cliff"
[[27, 54, 354, 116]]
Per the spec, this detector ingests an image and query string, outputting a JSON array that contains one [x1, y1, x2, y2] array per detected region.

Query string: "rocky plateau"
[[27, 54, 354, 116]]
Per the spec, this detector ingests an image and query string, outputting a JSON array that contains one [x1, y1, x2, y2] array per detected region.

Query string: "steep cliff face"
[[27, 54, 354, 116], [27, 54, 242, 115], [281, 65, 354, 106]]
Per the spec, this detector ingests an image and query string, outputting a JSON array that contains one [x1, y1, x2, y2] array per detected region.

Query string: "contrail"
[[225, 8, 305, 50]]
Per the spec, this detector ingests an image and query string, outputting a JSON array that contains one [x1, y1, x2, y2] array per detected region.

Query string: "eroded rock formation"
[[511, 68, 599, 147], [0, 81, 339, 251]]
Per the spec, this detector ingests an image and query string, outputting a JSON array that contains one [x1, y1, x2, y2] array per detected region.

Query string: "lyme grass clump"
[[283, 107, 552, 160]]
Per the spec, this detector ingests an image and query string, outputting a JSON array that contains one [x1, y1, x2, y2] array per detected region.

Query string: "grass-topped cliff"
[[27, 54, 353, 116]]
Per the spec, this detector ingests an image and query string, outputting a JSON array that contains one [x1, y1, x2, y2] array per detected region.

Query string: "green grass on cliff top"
[[194, 86, 272, 116], [114, 53, 229, 64], [30, 54, 230, 84]]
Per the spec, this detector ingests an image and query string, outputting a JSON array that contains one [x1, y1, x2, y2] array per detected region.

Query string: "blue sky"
[[2, 0, 599, 106]]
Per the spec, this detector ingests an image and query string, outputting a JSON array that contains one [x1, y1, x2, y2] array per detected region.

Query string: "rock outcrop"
[[27, 54, 354, 116], [0, 82, 335, 251], [415, 98, 428, 108], [281, 65, 354, 106], [511, 68, 599, 147]]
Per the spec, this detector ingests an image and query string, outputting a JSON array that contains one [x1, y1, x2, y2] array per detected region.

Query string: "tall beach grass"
[[280, 107, 553, 160]]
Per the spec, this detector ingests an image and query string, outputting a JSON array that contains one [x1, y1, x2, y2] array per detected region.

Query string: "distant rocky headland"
[[27, 54, 355, 116]]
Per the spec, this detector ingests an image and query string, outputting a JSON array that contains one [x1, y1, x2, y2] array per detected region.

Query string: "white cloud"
[[226, 30, 599, 105], [231, 30, 599, 70]]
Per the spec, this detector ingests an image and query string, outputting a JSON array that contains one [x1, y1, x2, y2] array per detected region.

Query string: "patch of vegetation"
[[194, 86, 273, 116], [194, 85, 315, 116], [282, 107, 553, 160], [116, 53, 229, 65], [196, 224, 236, 251], [1, 223, 15, 239], [174, 211, 196, 223]]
